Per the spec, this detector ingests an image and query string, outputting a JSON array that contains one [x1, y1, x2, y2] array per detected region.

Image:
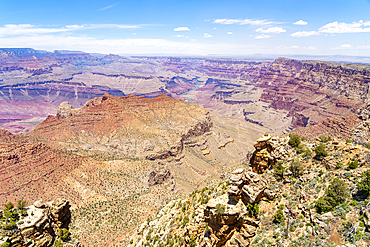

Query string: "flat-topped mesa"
[[29, 93, 212, 160]]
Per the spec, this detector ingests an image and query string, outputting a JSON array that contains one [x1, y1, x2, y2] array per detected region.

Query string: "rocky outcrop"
[[203, 194, 259, 247], [0, 199, 78, 247], [228, 168, 273, 205], [147, 161, 175, 190], [200, 168, 277, 247], [249, 134, 293, 174]]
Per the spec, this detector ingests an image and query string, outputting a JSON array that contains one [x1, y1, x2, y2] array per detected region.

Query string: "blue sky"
[[0, 0, 370, 56]]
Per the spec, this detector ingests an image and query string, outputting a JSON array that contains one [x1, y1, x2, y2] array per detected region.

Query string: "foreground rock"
[[129, 167, 275, 247], [0, 198, 79, 247]]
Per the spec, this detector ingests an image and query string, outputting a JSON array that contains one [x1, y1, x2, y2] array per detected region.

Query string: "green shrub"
[[290, 160, 303, 178], [52, 240, 64, 247], [274, 162, 285, 180], [346, 139, 353, 144], [349, 200, 358, 207], [336, 162, 343, 169], [303, 148, 312, 159], [289, 134, 301, 148], [189, 237, 197, 247], [358, 169, 370, 197], [295, 144, 305, 154], [246, 203, 259, 216], [314, 144, 328, 159], [4, 221, 16, 230], [4, 202, 14, 210], [365, 143, 370, 149], [315, 196, 336, 214], [315, 178, 349, 214], [58, 228, 71, 242], [318, 136, 331, 143], [17, 200, 27, 210], [273, 206, 285, 224], [348, 160, 358, 170], [0, 242, 11, 247], [182, 216, 189, 226]]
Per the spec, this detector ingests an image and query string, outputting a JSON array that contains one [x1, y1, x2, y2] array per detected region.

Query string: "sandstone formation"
[[249, 134, 292, 174], [0, 198, 78, 247]]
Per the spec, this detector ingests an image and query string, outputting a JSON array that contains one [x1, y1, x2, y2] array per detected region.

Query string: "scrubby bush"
[[289, 134, 301, 148], [336, 162, 343, 169], [290, 160, 303, 178], [314, 144, 328, 159], [58, 228, 71, 242], [303, 148, 312, 159], [358, 169, 370, 197], [17, 200, 27, 210], [318, 136, 332, 143], [346, 139, 353, 144], [348, 160, 358, 170], [274, 162, 285, 180], [273, 205, 285, 224], [315, 178, 349, 214], [246, 203, 259, 216]]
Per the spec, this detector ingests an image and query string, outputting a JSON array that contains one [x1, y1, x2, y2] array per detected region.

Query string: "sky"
[[0, 0, 370, 56]]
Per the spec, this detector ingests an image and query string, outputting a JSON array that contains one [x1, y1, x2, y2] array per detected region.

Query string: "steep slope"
[[0, 129, 84, 206], [28, 93, 212, 159], [130, 134, 370, 246]]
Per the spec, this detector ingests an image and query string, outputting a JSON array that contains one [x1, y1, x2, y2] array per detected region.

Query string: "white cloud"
[[213, 27, 217, 29], [0, 34, 262, 55], [255, 27, 286, 34], [100, 3, 118, 11], [175, 35, 184, 38], [0, 24, 141, 37], [319, 20, 370, 33], [204, 33, 212, 38], [174, 27, 190, 31], [290, 31, 320, 37], [307, 46, 317, 50], [293, 20, 308, 25], [357, 45, 370, 49], [213, 18, 279, 26], [290, 46, 299, 48], [255, 34, 271, 39], [334, 44, 353, 49], [227, 32, 233, 35]]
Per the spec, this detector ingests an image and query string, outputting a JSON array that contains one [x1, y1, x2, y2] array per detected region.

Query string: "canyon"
[[2, 48, 370, 246]]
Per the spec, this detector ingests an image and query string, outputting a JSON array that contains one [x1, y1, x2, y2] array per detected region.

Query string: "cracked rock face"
[[200, 168, 274, 247], [249, 134, 294, 174], [4, 198, 73, 247], [203, 194, 259, 247]]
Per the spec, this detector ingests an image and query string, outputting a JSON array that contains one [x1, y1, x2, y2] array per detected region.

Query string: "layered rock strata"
[[29, 93, 212, 160]]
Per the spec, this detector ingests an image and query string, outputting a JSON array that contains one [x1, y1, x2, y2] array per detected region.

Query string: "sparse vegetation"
[[315, 178, 349, 214], [358, 169, 370, 197], [289, 160, 303, 178], [314, 144, 328, 159], [289, 134, 301, 148], [273, 205, 285, 224], [274, 161, 285, 180]]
